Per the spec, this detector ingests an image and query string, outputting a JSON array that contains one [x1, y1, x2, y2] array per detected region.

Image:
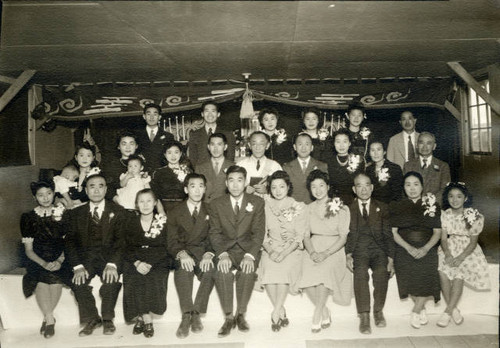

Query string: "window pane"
[[469, 106, 478, 127], [480, 129, 490, 152], [484, 80, 490, 93], [470, 129, 480, 152], [478, 104, 488, 127], [477, 92, 486, 105], [469, 87, 477, 106]]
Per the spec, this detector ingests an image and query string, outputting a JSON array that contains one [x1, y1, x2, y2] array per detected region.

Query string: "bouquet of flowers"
[[145, 214, 167, 239], [325, 197, 344, 219], [422, 193, 437, 217], [347, 154, 362, 173], [377, 167, 390, 182], [463, 207, 480, 229], [173, 164, 190, 183], [275, 128, 287, 145]]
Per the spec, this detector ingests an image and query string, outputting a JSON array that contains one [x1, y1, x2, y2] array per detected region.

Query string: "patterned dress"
[[438, 209, 491, 290]]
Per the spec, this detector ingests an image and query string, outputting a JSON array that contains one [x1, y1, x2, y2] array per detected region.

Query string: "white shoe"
[[410, 312, 421, 329], [452, 308, 464, 325], [436, 312, 451, 327], [419, 309, 428, 325]]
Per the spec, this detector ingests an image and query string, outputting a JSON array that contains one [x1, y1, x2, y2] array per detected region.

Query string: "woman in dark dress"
[[150, 140, 193, 212], [259, 108, 294, 165], [122, 189, 170, 338], [389, 171, 441, 329], [20, 181, 70, 338], [365, 141, 403, 204], [325, 129, 365, 205], [345, 103, 372, 160], [297, 108, 333, 162]]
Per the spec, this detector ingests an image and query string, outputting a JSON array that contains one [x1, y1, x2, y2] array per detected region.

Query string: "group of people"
[[20, 101, 491, 341]]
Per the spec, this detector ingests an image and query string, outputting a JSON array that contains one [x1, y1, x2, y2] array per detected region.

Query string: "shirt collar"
[[89, 200, 105, 214], [186, 200, 201, 214], [358, 198, 371, 213], [419, 155, 433, 166], [146, 125, 159, 132], [251, 155, 266, 163], [298, 156, 311, 166], [205, 124, 216, 133], [230, 195, 243, 208]]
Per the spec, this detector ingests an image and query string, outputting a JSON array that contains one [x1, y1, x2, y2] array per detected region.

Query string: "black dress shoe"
[[217, 318, 235, 338], [235, 313, 250, 332], [359, 312, 371, 334], [271, 317, 281, 332], [44, 319, 56, 338], [133, 319, 144, 335], [176, 313, 191, 339], [103, 320, 116, 335], [190, 312, 203, 333], [374, 311, 386, 328], [79, 318, 102, 337], [40, 320, 46, 335], [280, 309, 289, 328], [143, 323, 154, 338]]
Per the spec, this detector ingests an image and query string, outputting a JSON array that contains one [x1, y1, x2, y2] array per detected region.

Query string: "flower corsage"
[[422, 193, 437, 217], [359, 127, 371, 140], [325, 197, 344, 219], [318, 128, 329, 141], [281, 203, 302, 222], [377, 167, 390, 182], [51, 203, 66, 221], [145, 214, 167, 238], [85, 167, 101, 178], [245, 203, 254, 212], [275, 128, 287, 145], [463, 207, 480, 229], [347, 154, 362, 173], [173, 164, 190, 183]]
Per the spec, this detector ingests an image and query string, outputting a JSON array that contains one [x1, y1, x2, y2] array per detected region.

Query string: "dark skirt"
[[23, 261, 71, 298]]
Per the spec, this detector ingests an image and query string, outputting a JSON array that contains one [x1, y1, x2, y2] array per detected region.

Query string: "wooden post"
[[0, 70, 36, 113]]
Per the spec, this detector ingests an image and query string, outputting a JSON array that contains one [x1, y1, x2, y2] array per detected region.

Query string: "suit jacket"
[[283, 157, 328, 204], [195, 158, 234, 202], [387, 131, 420, 169], [208, 193, 265, 260], [167, 201, 212, 262], [64, 200, 126, 270], [403, 156, 451, 203], [188, 127, 236, 167], [345, 199, 394, 258], [135, 127, 175, 171]]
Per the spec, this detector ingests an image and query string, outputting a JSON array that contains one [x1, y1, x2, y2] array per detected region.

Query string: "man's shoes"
[[44, 319, 56, 339], [143, 323, 154, 338], [176, 313, 191, 339], [217, 318, 235, 338], [374, 311, 386, 328], [132, 318, 144, 335], [79, 318, 102, 337], [190, 312, 203, 333], [359, 312, 371, 334], [103, 320, 116, 335], [410, 312, 421, 329], [419, 309, 428, 325], [452, 308, 464, 325], [235, 313, 250, 332]]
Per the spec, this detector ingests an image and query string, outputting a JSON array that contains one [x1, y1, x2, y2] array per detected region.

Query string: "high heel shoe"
[[40, 320, 46, 335], [321, 308, 331, 329], [280, 308, 289, 327], [311, 323, 321, 333], [271, 317, 282, 332], [44, 318, 55, 338]]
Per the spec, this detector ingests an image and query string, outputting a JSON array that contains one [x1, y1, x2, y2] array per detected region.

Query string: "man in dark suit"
[[64, 174, 125, 336], [403, 131, 451, 202], [188, 101, 236, 167], [283, 133, 328, 203], [387, 111, 420, 169], [208, 165, 265, 338], [167, 173, 216, 339], [346, 173, 395, 334], [135, 103, 175, 171], [194, 133, 235, 202]]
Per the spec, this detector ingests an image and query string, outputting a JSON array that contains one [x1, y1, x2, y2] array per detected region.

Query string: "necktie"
[[256, 160, 261, 171], [208, 128, 213, 136], [234, 201, 240, 216], [213, 161, 219, 174], [149, 129, 155, 142], [92, 206, 100, 224], [407, 135, 415, 161], [362, 203, 368, 220], [192, 206, 198, 223], [422, 158, 428, 169], [301, 160, 307, 173]]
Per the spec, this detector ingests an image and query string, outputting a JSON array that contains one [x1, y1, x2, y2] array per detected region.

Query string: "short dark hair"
[[183, 173, 207, 187], [126, 154, 145, 167], [267, 170, 293, 197], [353, 173, 372, 185], [226, 165, 247, 179], [84, 173, 107, 188], [72, 142, 99, 168], [116, 129, 138, 147], [143, 103, 161, 115], [332, 128, 352, 143], [293, 132, 313, 144], [30, 181, 54, 196], [162, 140, 187, 165], [249, 130, 271, 143], [442, 182, 473, 210], [135, 188, 157, 208], [207, 132, 227, 144], [403, 171, 424, 187], [302, 108, 324, 129], [306, 169, 330, 196], [347, 102, 365, 115], [258, 108, 280, 128], [369, 140, 386, 151], [201, 101, 219, 112]]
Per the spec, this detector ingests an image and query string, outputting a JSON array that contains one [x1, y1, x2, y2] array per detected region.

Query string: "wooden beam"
[[0, 75, 16, 84], [0, 70, 36, 113], [444, 100, 461, 122], [447, 62, 500, 115]]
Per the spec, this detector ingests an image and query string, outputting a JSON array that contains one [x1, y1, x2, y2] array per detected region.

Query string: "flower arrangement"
[[275, 128, 287, 145], [145, 214, 167, 238], [318, 128, 329, 141], [172, 164, 190, 183], [463, 207, 480, 229], [359, 127, 371, 140], [325, 197, 344, 219], [347, 154, 362, 173], [377, 167, 390, 182], [51, 203, 66, 221], [422, 193, 437, 217]]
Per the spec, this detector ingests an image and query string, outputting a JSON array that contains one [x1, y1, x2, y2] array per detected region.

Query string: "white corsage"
[[172, 164, 190, 183], [205, 215, 210, 221], [51, 203, 65, 221], [109, 212, 115, 222], [433, 164, 440, 171], [377, 167, 390, 182], [275, 128, 287, 145], [318, 128, 329, 141], [281, 203, 302, 222], [86, 167, 101, 178], [463, 207, 480, 229], [422, 193, 437, 217], [245, 203, 254, 212], [145, 214, 167, 238], [376, 207, 380, 213], [325, 197, 344, 219], [160, 135, 166, 140], [347, 154, 362, 173], [359, 127, 371, 140]]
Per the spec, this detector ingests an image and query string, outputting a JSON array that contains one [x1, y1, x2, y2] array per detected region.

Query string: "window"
[[467, 80, 492, 154]]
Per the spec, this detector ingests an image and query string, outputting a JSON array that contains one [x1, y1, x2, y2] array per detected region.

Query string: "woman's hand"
[[405, 245, 419, 258], [414, 246, 429, 259], [444, 252, 454, 266], [280, 230, 294, 240], [315, 251, 329, 263], [134, 261, 152, 275], [450, 255, 465, 267]]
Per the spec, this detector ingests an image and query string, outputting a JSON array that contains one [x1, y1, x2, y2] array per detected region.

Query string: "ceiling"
[[0, 0, 499, 84]]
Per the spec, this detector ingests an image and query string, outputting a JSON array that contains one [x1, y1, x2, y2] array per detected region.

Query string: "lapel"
[[398, 132, 406, 157], [306, 158, 319, 174], [179, 201, 195, 232], [100, 201, 112, 241], [367, 200, 378, 232], [78, 204, 90, 243], [293, 158, 306, 177], [237, 194, 248, 223], [222, 195, 237, 227]]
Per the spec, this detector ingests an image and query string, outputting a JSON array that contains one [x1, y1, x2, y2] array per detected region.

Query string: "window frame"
[[465, 79, 492, 155]]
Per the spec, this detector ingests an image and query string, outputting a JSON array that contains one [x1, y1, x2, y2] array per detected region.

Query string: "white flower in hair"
[[347, 154, 361, 173], [318, 128, 329, 141], [359, 127, 371, 140], [275, 128, 287, 145]]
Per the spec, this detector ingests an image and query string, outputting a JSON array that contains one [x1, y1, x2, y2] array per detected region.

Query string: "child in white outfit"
[[53, 164, 79, 208], [114, 155, 151, 210]]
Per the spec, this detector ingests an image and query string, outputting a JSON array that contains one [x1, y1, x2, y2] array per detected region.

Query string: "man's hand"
[[346, 254, 354, 272], [103, 265, 119, 283], [179, 252, 196, 272], [217, 254, 232, 273], [200, 253, 214, 272], [246, 186, 256, 194], [72, 267, 89, 286], [240, 255, 255, 274]]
